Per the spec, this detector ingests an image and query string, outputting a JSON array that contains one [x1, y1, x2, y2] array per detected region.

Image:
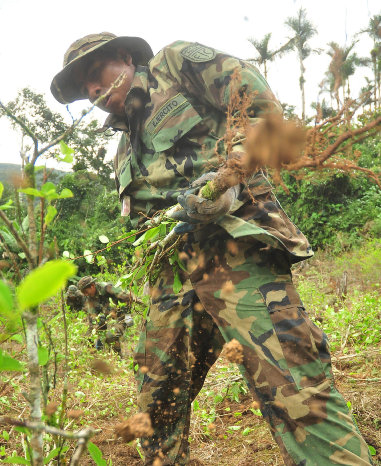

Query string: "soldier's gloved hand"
[[168, 173, 240, 233]]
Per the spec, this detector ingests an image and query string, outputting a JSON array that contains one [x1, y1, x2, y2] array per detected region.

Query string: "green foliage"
[[324, 292, 380, 351], [296, 239, 381, 352], [48, 170, 129, 275], [276, 137, 381, 250]]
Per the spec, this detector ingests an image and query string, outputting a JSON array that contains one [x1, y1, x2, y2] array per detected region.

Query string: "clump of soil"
[[91, 358, 113, 374], [45, 402, 59, 416], [67, 409, 83, 419], [224, 339, 244, 364], [115, 413, 154, 443]]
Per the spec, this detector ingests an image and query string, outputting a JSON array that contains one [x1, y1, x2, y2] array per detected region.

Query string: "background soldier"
[[52, 34, 372, 466], [77, 276, 135, 356], [65, 284, 85, 312]]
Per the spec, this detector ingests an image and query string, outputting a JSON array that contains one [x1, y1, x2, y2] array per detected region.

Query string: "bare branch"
[[0, 100, 38, 148]]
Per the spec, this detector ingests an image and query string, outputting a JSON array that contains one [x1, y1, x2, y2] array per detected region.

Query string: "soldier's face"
[[83, 283, 96, 297], [78, 55, 135, 116]]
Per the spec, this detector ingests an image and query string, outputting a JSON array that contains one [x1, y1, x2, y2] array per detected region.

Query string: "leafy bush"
[[276, 137, 381, 251]]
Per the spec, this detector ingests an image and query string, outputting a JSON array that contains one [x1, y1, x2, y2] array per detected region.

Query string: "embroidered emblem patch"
[[180, 44, 216, 63]]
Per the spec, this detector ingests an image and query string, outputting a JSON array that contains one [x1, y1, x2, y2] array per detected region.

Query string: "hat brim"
[[51, 36, 154, 104]]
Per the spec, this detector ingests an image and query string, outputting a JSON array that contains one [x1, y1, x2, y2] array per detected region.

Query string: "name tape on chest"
[[146, 93, 188, 134], [180, 44, 216, 63]]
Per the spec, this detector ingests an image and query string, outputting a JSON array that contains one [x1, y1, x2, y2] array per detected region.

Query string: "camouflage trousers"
[[134, 232, 372, 465]]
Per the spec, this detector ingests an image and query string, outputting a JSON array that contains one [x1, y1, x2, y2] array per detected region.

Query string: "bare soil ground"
[[79, 346, 381, 465], [1, 247, 380, 465]]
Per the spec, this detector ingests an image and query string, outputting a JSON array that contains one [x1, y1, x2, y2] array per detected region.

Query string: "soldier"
[[65, 284, 85, 312], [52, 34, 372, 465], [77, 275, 135, 356]]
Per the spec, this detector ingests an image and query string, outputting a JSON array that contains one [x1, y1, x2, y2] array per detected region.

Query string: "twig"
[[331, 349, 381, 362], [0, 416, 99, 465]]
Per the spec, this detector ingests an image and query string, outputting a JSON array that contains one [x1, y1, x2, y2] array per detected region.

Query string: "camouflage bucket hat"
[[51, 32, 154, 104], [67, 285, 79, 295], [78, 276, 96, 291]]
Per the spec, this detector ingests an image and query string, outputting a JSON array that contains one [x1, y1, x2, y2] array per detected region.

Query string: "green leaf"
[[0, 349, 24, 372], [368, 445, 376, 456], [242, 427, 253, 436], [58, 188, 73, 199], [17, 260, 77, 310], [2, 430, 9, 441], [98, 235, 109, 244], [133, 226, 160, 246], [134, 265, 147, 281], [87, 442, 107, 466], [0, 199, 14, 210], [38, 346, 49, 366], [228, 425, 241, 431], [14, 426, 30, 434], [1, 456, 30, 464], [57, 141, 75, 163], [44, 206, 57, 226], [40, 182, 56, 195], [43, 446, 68, 464], [0, 229, 17, 249], [59, 141, 74, 157], [19, 188, 42, 197], [0, 182, 3, 199], [173, 270, 182, 294], [10, 334, 23, 343], [0, 281, 13, 314]]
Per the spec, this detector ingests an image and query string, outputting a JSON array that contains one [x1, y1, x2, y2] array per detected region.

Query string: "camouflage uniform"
[[106, 42, 372, 465], [52, 37, 372, 465], [85, 281, 134, 354], [65, 285, 85, 312]]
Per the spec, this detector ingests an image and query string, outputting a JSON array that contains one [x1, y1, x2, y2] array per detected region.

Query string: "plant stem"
[[23, 310, 43, 466]]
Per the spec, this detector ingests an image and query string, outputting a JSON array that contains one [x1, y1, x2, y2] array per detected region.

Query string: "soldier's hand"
[[168, 173, 240, 233]]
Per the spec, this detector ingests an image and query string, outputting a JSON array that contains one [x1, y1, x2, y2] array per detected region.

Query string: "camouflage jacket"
[[107, 41, 313, 262], [65, 292, 85, 312], [86, 282, 133, 317]]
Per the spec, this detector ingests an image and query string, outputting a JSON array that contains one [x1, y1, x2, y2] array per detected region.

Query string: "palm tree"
[[285, 8, 319, 122], [358, 14, 381, 109], [326, 41, 369, 108], [247, 33, 294, 79]]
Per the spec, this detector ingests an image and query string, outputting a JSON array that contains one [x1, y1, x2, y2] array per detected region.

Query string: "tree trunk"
[[298, 49, 306, 122]]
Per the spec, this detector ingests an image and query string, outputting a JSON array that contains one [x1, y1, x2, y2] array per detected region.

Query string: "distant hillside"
[[0, 163, 69, 187]]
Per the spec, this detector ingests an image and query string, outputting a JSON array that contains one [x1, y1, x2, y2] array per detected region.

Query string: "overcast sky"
[[0, 0, 379, 167]]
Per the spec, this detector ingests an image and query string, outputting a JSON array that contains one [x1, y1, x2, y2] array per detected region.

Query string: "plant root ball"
[[244, 114, 306, 171], [114, 413, 154, 443]]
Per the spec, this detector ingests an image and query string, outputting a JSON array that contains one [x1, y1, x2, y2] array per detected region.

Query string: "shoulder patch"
[[180, 44, 216, 63]]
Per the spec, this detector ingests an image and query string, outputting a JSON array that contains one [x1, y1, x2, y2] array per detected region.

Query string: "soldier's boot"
[[113, 340, 123, 358]]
